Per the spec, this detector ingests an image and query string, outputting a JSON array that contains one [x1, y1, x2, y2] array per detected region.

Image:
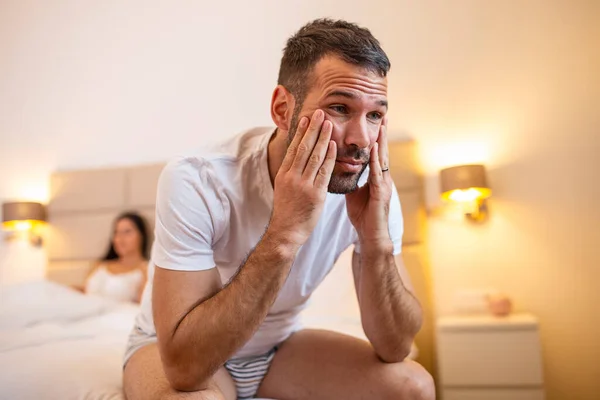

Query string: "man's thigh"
[[123, 343, 237, 400], [256, 329, 435, 400]]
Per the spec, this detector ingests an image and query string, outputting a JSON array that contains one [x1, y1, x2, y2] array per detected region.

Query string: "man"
[[123, 18, 435, 400]]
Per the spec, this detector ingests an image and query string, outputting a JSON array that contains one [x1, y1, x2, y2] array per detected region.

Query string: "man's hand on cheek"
[[345, 117, 393, 251], [269, 109, 337, 248]]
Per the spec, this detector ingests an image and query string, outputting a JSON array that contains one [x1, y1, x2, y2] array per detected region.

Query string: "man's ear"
[[270, 85, 295, 131]]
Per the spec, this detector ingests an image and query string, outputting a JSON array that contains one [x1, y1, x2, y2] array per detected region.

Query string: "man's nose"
[[343, 116, 371, 150]]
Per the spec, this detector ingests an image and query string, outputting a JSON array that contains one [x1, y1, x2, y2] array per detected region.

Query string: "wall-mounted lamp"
[[2, 202, 47, 246], [440, 164, 491, 222]]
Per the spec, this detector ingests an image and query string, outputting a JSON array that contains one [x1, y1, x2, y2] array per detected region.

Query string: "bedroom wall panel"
[[46, 260, 95, 287], [397, 191, 425, 245], [46, 213, 117, 260], [48, 169, 127, 214], [388, 141, 421, 191], [127, 164, 165, 209]]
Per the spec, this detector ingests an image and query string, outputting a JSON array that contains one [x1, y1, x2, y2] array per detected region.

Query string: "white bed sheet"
[[0, 280, 137, 400]]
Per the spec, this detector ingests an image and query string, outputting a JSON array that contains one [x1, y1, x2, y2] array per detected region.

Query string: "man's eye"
[[330, 105, 348, 114], [368, 112, 383, 120]]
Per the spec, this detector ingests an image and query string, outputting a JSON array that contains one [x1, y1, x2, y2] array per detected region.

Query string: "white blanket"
[[0, 280, 137, 400]]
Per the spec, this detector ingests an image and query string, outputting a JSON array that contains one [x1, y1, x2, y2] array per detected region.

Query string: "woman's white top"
[[85, 264, 144, 303]]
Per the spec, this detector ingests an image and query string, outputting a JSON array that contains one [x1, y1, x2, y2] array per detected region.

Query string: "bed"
[[0, 139, 432, 399], [0, 280, 137, 400]]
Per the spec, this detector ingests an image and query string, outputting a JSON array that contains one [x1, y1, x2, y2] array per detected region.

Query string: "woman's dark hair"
[[102, 211, 150, 261]]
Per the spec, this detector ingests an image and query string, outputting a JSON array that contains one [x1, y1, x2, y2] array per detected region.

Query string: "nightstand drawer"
[[444, 388, 545, 400], [438, 330, 544, 386]]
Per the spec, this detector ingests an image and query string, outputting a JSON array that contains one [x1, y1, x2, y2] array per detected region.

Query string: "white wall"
[[401, 4, 600, 399], [0, 0, 404, 281], [1, 1, 599, 399]]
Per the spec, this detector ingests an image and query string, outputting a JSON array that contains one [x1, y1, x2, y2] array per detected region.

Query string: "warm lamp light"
[[440, 165, 491, 222], [2, 201, 47, 245]]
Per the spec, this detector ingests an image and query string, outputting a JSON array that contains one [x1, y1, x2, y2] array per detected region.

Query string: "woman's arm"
[[136, 262, 148, 303], [80, 261, 102, 294]]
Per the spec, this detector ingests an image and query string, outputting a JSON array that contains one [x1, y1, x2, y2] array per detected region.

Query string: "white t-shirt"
[[135, 127, 404, 359]]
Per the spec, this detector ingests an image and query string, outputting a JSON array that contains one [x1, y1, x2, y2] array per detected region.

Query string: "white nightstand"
[[436, 313, 545, 400]]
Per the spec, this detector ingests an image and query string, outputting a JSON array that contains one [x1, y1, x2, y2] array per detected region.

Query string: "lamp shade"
[[440, 164, 491, 202], [2, 201, 47, 231]]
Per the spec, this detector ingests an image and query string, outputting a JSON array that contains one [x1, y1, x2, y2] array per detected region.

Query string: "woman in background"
[[85, 212, 150, 303]]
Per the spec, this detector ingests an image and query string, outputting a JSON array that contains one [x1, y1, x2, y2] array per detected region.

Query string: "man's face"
[[288, 56, 388, 194]]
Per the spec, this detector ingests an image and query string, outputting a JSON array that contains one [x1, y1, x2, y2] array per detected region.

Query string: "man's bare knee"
[[381, 360, 436, 400], [123, 344, 234, 400]]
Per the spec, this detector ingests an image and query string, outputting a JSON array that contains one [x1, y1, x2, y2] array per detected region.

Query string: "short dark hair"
[[102, 211, 150, 261], [277, 18, 391, 105]]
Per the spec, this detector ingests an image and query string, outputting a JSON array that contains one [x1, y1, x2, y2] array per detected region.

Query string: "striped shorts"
[[224, 347, 278, 399]]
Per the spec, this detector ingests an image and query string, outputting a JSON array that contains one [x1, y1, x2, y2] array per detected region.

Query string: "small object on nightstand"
[[437, 313, 545, 400], [486, 293, 513, 317]]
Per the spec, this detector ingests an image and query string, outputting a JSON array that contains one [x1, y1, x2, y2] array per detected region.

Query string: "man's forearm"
[[164, 230, 298, 389], [354, 241, 422, 362]]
